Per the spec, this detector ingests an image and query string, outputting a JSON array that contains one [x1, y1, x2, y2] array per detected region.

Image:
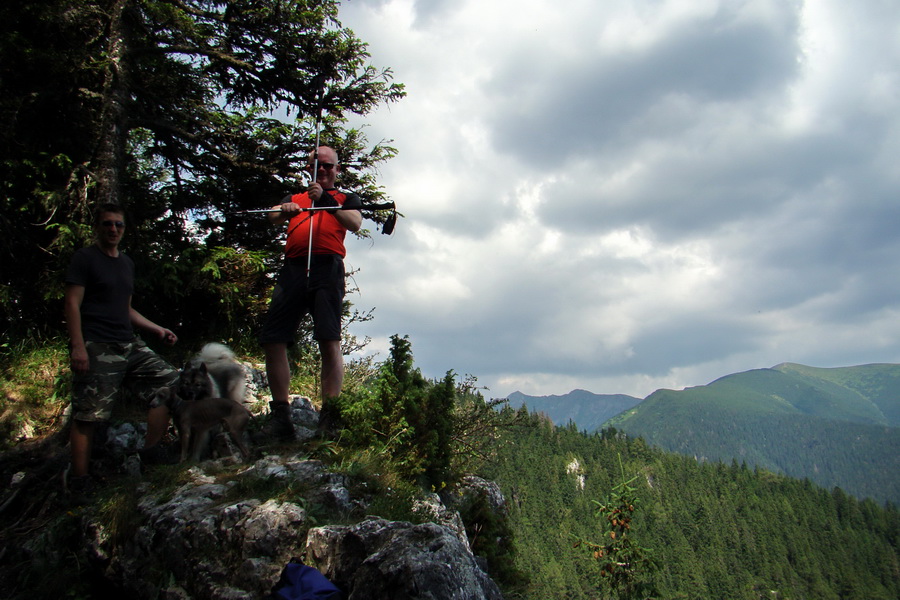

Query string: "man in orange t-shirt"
[[259, 146, 362, 439]]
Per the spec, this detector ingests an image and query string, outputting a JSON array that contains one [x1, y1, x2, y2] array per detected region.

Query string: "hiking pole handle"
[[230, 207, 340, 215]]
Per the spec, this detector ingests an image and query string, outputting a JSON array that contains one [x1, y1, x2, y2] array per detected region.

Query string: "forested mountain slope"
[[483, 416, 900, 600], [604, 363, 900, 505], [774, 362, 900, 425], [507, 389, 641, 432]]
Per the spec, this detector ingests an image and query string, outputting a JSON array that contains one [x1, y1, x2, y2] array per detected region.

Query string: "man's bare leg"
[[261, 341, 295, 440], [318, 339, 344, 433], [264, 342, 291, 403], [319, 339, 344, 400], [145, 404, 170, 448], [69, 419, 95, 477]]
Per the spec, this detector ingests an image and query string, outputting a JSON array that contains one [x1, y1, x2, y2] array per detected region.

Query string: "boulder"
[[412, 492, 470, 551], [441, 475, 507, 516], [306, 517, 504, 600]]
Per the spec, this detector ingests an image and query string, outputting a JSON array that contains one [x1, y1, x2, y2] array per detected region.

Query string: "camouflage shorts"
[[71, 337, 178, 422]]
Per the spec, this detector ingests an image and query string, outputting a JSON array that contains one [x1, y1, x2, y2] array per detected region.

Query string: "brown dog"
[[152, 387, 252, 462]]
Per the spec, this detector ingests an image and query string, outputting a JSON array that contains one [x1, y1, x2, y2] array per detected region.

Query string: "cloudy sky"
[[334, 0, 900, 400]]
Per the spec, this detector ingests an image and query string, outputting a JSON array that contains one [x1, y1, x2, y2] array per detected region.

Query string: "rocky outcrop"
[[91, 465, 309, 599], [441, 475, 507, 516], [5, 366, 507, 599], [71, 455, 504, 599]]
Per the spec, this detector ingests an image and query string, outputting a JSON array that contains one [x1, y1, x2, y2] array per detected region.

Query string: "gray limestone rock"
[[306, 517, 504, 600]]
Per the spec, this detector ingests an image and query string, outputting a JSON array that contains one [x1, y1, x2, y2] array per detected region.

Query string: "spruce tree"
[[0, 0, 404, 345]]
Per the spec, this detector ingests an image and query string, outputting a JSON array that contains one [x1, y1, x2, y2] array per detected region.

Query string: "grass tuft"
[[0, 339, 70, 449]]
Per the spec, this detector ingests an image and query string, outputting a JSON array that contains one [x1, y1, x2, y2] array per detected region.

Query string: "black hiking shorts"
[[259, 254, 345, 345]]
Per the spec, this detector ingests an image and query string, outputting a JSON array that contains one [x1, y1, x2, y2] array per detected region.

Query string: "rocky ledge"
[[25, 451, 506, 599]]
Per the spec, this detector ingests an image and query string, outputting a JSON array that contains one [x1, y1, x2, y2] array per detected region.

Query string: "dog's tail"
[[199, 342, 247, 405], [198, 342, 236, 366]]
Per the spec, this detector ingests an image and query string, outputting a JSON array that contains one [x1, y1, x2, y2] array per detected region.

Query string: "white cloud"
[[339, 0, 900, 399]]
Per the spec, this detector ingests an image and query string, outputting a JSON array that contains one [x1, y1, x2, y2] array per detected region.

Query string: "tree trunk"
[[94, 0, 130, 206]]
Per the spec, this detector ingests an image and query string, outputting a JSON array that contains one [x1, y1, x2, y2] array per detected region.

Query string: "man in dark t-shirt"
[[63, 203, 179, 488]]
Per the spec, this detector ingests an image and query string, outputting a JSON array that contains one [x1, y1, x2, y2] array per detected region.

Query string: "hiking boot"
[[316, 401, 343, 438], [138, 443, 177, 466], [258, 401, 296, 442], [61, 465, 96, 505]]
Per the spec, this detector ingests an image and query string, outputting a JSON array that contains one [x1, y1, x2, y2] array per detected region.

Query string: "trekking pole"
[[228, 201, 398, 236], [230, 202, 396, 216], [307, 73, 328, 278]]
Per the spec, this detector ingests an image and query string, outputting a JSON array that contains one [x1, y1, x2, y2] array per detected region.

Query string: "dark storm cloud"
[[485, 4, 803, 169]]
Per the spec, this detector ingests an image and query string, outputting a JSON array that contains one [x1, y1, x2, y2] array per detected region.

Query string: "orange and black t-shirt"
[[283, 189, 362, 258]]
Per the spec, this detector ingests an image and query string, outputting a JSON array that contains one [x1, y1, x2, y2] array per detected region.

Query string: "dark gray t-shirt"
[[65, 245, 134, 342]]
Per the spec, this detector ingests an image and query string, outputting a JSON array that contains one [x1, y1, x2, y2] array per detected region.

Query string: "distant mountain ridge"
[[506, 389, 641, 432], [508, 363, 900, 504]]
